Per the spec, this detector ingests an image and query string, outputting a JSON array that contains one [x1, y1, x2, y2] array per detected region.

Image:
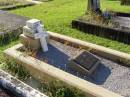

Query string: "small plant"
[[1, 57, 86, 97], [80, 11, 120, 28], [39, 80, 86, 97], [1, 57, 30, 81]]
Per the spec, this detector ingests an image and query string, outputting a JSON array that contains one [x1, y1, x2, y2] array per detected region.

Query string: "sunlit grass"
[[10, 0, 130, 54]]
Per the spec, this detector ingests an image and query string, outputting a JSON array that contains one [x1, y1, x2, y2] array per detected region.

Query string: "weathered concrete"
[[4, 43, 123, 97], [4, 31, 130, 97], [48, 31, 130, 66], [0, 10, 28, 33], [0, 69, 47, 97], [113, 16, 130, 30], [20, 34, 41, 50]]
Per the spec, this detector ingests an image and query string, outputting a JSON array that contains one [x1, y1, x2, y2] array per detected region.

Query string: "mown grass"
[[0, 0, 129, 96], [10, 0, 130, 54]]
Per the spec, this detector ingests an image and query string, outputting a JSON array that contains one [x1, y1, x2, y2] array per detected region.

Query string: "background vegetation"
[[0, 0, 130, 97], [11, 0, 130, 54]]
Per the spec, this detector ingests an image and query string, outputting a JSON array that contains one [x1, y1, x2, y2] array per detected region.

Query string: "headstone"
[[22, 19, 49, 52], [26, 19, 41, 29], [68, 51, 100, 75]]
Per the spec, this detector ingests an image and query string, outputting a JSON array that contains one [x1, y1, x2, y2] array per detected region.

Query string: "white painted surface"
[[23, 19, 49, 52], [26, 19, 40, 29], [40, 36, 48, 52]]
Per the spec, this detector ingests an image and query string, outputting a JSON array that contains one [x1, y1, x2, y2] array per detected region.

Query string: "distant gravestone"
[[68, 51, 100, 75]]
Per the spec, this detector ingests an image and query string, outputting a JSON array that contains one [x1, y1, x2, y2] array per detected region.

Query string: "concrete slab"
[[4, 31, 130, 97], [0, 69, 48, 97], [0, 10, 28, 33], [20, 34, 41, 50], [4, 43, 122, 97], [113, 16, 130, 30]]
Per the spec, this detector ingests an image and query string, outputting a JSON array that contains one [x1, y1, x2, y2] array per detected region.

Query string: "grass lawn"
[[10, 0, 130, 54], [0, 0, 129, 96]]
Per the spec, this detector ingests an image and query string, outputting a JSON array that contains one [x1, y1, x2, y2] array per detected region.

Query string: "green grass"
[[0, 40, 19, 60], [10, 0, 130, 54], [0, 0, 129, 96]]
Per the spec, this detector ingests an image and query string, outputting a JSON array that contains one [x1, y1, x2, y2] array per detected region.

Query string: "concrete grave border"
[[48, 31, 130, 66], [4, 31, 129, 97], [0, 2, 35, 10], [0, 69, 47, 97]]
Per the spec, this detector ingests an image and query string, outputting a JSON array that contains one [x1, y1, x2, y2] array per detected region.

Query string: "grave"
[[20, 19, 100, 75], [0, 10, 28, 33], [4, 31, 128, 97], [5, 19, 130, 97], [72, 0, 130, 44], [20, 19, 49, 52], [0, 10, 29, 45], [68, 51, 100, 75], [112, 16, 130, 30], [0, 70, 47, 97]]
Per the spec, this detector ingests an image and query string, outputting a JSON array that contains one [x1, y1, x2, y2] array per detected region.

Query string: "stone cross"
[[23, 19, 49, 52]]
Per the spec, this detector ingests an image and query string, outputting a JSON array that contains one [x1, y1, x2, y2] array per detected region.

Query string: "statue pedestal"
[[20, 34, 41, 50]]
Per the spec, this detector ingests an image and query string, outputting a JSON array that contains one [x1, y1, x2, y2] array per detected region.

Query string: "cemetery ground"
[[0, 0, 130, 97], [0, 0, 34, 10], [11, 0, 130, 54]]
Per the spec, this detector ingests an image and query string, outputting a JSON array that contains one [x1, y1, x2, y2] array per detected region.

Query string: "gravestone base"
[[20, 34, 41, 50]]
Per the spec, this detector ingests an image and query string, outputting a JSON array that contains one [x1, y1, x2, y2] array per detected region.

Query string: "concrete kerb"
[[4, 31, 127, 97], [47, 31, 130, 66], [4, 43, 123, 97]]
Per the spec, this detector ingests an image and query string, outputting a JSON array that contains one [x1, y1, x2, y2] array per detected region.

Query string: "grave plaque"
[[68, 51, 100, 75], [74, 51, 99, 70]]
